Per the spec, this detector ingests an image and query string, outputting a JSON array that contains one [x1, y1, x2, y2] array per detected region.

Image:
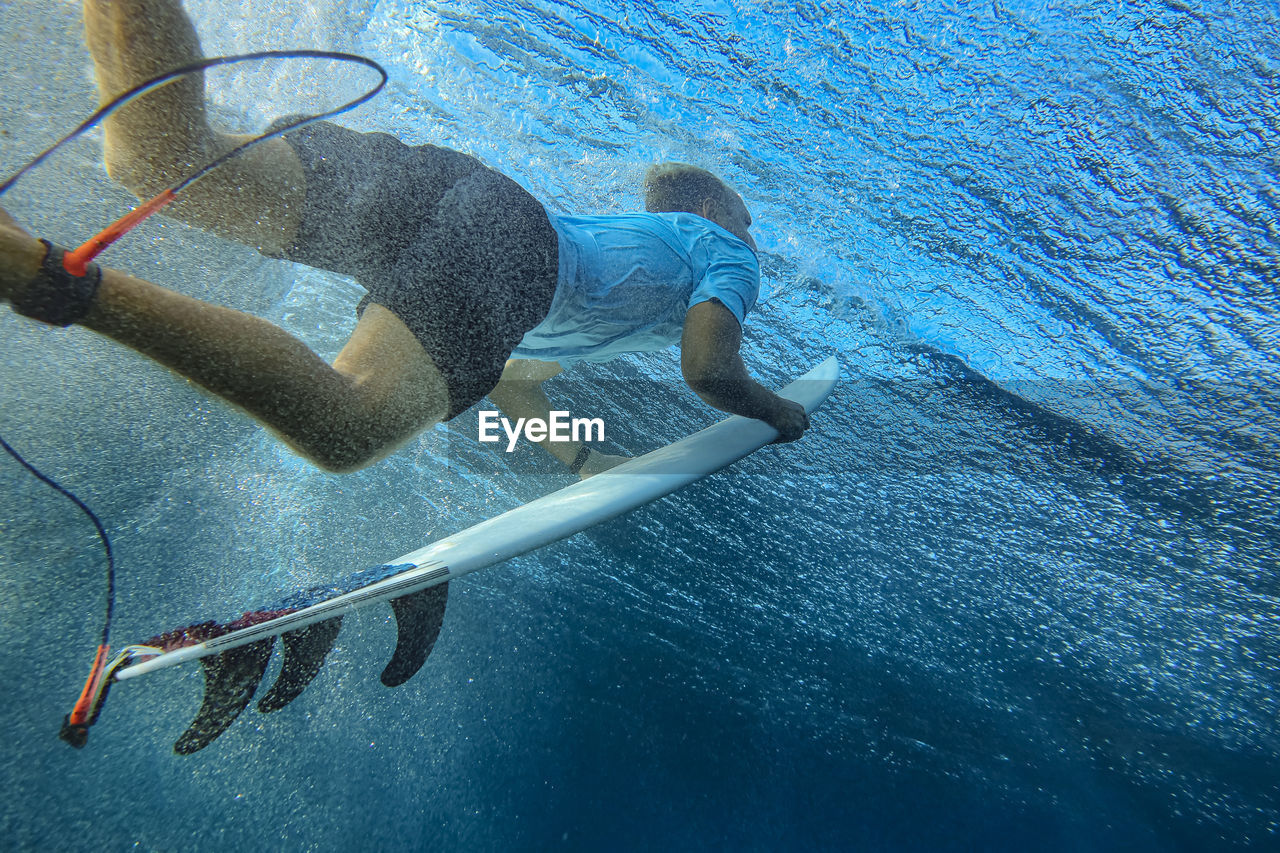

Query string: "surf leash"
[[0, 48, 388, 748], [0, 433, 117, 746]]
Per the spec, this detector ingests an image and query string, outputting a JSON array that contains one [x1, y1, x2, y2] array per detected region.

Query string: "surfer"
[[0, 0, 809, 476]]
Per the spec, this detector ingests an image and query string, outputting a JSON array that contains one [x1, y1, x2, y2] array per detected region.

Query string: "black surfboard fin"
[[174, 638, 274, 755], [380, 582, 449, 687], [257, 616, 343, 713]]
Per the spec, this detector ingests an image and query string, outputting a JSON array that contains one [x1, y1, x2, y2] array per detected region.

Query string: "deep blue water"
[[1, 0, 1276, 849]]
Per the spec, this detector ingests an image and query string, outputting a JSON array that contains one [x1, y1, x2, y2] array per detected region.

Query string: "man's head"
[[643, 162, 756, 252]]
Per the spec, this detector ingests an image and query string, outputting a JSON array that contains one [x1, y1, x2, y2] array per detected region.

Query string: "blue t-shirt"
[[511, 212, 760, 364]]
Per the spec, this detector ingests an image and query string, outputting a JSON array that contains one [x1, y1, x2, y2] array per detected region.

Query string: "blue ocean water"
[[1, 0, 1276, 849]]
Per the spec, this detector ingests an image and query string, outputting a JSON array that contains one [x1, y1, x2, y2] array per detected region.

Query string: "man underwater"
[[0, 0, 809, 474]]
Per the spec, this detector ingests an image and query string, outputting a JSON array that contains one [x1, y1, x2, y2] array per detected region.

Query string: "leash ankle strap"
[[12, 240, 102, 327]]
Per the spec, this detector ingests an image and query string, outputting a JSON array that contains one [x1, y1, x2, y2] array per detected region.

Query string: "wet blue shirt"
[[511, 212, 759, 364]]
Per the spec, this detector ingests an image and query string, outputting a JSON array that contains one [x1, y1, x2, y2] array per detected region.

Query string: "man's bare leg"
[[83, 0, 303, 254], [0, 218, 449, 471], [57, 1, 451, 470]]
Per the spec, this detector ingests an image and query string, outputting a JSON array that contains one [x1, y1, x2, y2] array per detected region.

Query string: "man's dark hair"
[[643, 162, 734, 214]]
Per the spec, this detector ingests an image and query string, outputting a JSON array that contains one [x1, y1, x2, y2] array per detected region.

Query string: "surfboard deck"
[[111, 356, 839, 751]]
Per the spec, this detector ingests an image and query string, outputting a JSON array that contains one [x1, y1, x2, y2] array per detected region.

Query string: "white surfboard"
[[109, 356, 838, 753]]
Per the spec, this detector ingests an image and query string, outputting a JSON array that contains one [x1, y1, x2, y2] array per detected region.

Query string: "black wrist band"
[[12, 240, 103, 327], [569, 445, 591, 476]]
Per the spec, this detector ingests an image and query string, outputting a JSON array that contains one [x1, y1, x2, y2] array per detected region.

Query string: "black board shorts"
[[274, 121, 559, 419]]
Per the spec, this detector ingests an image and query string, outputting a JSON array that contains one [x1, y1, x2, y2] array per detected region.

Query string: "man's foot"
[[578, 450, 630, 479]]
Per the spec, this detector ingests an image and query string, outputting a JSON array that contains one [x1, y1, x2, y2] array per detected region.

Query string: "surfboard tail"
[[163, 582, 449, 754]]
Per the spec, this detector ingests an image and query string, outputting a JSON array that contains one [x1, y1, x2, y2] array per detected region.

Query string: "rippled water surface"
[[1, 0, 1276, 849]]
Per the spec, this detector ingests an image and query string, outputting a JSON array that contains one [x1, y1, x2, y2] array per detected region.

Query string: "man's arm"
[[83, 0, 304, 253], [680, 300, 809, 442], [487, 359, 628, 478]]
